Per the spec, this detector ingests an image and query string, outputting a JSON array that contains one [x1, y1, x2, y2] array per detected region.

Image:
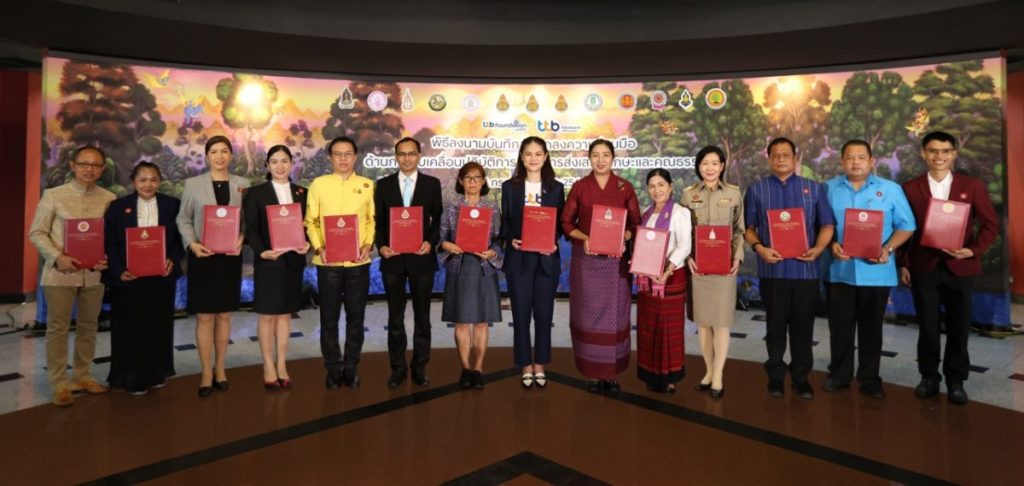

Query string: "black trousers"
[[382, 270, 434, 373], [506, 255, 558, 367], [317, 264, 370, 375], [827, 283, 890, 385], [911, 266, 974, 383], [760, 278, 817, 383]]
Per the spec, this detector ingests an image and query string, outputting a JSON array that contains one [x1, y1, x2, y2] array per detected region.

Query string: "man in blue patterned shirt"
[[744, 137, 835, 399]]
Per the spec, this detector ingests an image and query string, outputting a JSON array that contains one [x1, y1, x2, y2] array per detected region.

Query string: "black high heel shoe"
[[694, 382, 713, 392], [198, 386, 213, 397], [710, 387, 725, 399], [459, 369, 473, 390], [213, 380, 229, 392]]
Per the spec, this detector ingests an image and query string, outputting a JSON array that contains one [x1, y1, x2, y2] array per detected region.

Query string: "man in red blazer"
[[898, 130, 999, 405]]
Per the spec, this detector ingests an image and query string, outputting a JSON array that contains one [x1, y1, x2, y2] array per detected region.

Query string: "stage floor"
[[2, 347, 1023, 485]]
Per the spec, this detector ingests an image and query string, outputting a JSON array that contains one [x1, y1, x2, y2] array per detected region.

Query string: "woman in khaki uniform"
[[682, 146, 744, 398]]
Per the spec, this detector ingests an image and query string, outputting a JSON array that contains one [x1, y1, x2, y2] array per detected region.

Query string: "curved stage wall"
[[39, 53, 1011, 325]]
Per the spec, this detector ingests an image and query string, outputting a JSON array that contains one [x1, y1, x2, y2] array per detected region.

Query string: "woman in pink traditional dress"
[[634, 169, 691, 395]]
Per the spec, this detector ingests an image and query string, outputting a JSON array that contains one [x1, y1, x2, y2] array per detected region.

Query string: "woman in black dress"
[[243, 145, 309, 390], [176, 136, 250, 397], [104, 162, 184, 395]]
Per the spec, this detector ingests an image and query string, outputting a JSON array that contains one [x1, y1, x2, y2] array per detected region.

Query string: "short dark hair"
[[394, 137, 421, 153], [455, 161, 489, 196], [645, 168, 672, 186], [766, 137, 797, 156], [73, 145, 106, 162], [205, 135, 232, 155], [921, 131, 957, 150], [841, 139, 872, 158], [130, 161, 162, 181], [328, 136, 358, 155], [511, 136, 555, 184], [588, 138, 615, 158], [694, 145, 727, 181], [265, 145, 293, 181]]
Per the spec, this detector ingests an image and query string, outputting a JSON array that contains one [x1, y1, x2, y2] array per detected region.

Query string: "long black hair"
[[511, 136, 555, 184]]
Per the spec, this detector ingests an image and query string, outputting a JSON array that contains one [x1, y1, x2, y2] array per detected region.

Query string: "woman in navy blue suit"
[[500, 136, 564, 389], [103, 162, 184, 395]]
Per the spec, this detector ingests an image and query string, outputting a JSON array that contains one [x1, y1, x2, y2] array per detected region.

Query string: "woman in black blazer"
[[500, 136, 565, 389], [103, 162, 184, 395], [243, 145, 309, 390]]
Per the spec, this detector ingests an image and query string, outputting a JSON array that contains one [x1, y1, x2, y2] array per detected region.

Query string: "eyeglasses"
[[332, 151, 356, 159], [842, 155, 871, 162], [74, 162, 104, 170], [396, 151, 419, 158], [462, 176, 484, 183], [925, 148, 955, 156]]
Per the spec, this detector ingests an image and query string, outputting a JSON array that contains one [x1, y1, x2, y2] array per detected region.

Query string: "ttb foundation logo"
[[535, 120, 581, 133]]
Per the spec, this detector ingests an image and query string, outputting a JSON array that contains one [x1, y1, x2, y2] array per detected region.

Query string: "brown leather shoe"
[[70, 378, 109, 395], [52, 387, 74, 407]]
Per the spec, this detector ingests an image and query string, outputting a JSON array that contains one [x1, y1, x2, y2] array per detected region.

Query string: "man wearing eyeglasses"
[[305, 136, 376, 390], [822, 140, 915, 399], [897, 130, 999, 405], [28, 146, 116, 406], [374, 137, 443, 389]]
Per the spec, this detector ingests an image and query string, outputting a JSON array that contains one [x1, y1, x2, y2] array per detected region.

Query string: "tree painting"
[[822, 71, 916, 180], [56, 60, 166, 186], [691, 79, 769, 188], [322, 81, 405, 180], [763, 75, 832, 177], [215, 74, 279, 175]]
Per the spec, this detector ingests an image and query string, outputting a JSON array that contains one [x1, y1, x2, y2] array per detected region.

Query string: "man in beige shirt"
[[28, 146, 116, 406]]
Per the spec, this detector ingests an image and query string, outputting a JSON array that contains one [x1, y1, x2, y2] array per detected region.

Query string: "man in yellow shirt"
[[305, 136, 376, 389]]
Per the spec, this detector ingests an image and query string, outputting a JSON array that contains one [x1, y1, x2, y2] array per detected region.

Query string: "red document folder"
[[629, 228, 669, 277], [842, 209, 884, 259], [766, 208, 808, 258], [202, 205, 240, 254], [588, 205, 627, 257], [64, 218, 104, 269], [126, 226, 166, 277], [322, 214, 360, 263], [455, 206, 493, 254], [920, 198, 970, 250], [267, 203, 305, 251], [695, 225, 732, 275], [389, 206, 423, 254], [520, 206, 557, 253]]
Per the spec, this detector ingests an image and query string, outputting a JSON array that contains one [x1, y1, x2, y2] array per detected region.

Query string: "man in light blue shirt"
[[823, 140, 915, 399]]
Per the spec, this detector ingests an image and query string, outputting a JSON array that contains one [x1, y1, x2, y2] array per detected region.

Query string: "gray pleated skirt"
[[441, 254, 502, 324]]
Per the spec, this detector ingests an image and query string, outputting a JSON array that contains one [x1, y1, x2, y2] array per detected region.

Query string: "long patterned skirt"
[[636, 270, 687, 389], [569, 252, 632, 380]]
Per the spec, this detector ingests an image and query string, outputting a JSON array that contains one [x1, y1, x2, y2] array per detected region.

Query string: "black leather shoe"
[[387, 370, 407, 389], [459, 369, 473, 390], [767, 379, 784, 397], [694, 382, 713, 392], [343, 371, 360, 389], [710, 387, 725, 399], [792, 381, 815, 399], [859, 382, 886, 399], [663, 384, 677, 396], [603, 380, 621, 396], [947, 382, 968, 405], [915, 378, 940, 398], [412, 372, 430, 387], [586, 380, 601, 393], [821, 377, 850, 393], [325, 374, 341, 390], [471, 370, 485, 390], [212, 380, 229, 392], [198, 386, 213, 397]]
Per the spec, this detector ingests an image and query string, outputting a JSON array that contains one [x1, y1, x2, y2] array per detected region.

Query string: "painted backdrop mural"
[[41, 54, 1010, 325]]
